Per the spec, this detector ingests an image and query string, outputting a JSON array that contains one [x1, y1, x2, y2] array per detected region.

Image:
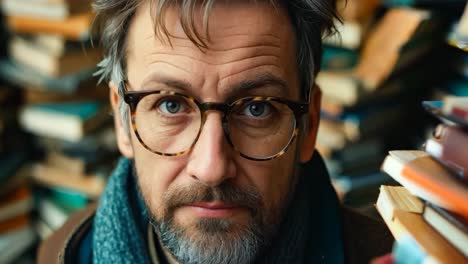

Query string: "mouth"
[[185, 202, 244, 218]]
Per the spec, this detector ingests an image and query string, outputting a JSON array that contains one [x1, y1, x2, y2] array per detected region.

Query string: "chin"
[[153, 214, 265, 264]]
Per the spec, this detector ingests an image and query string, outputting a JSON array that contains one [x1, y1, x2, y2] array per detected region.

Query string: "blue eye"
[[159, 99, 182, 114], [243, 102, 271, 117]]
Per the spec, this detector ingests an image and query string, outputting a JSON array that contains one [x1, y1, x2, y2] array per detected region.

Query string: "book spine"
[[428, 125, 468, 182]]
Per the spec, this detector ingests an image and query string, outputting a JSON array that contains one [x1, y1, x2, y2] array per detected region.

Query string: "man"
[[39, 0, 393, 263]]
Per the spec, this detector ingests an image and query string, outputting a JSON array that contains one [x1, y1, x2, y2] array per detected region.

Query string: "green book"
[[19, 101, 110, 142]]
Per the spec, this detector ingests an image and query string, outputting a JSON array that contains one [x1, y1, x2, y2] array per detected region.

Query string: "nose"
[[186, 112, 236, 186]]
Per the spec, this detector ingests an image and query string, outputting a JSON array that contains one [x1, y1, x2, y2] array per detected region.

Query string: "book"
[[0, 226, 36, 264], [0, 59, 95, 94], [423, 101, 468, 129], [49, 187, 89, 210], [9, 36, 101, 77], [0, 166, 30, 198], [23, 81, 108, 104], [321, 104, 404, 142], [6, 12, 94, 40], [32, 33, 94, 57], [381, 150, 468, 218], [319, 47, 452, 107], [0, 186, 33, 223], [321, 46, 358, 70], [19, 101, 110, 142], [392, 235, 441, 264], [441, 96, 468, 120], [0, 150, 30, 182], [37, 197, 79, 230], [0, 213, 30, 234], [424, 125, 468, 182], [38, 125, 118, 157], [375, 185, 466, 263], [35, 218, 54, 240], [376, 185, 424, 224], [46, 145, 117, 175], [332, 171, 391, 195], [423, 202, 468, 257], [31, 162, 106, 198], [318, 8, 445, 105], [1, 0, 90, 20]]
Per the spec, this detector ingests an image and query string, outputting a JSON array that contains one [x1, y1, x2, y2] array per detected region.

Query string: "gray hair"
[[93, 0, 339, 130]]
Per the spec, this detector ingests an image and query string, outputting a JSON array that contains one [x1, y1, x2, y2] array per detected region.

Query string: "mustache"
[[162, 181, 263, 217]]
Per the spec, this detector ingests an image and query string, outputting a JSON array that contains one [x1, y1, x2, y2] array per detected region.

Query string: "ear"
[[109, 81, 134, 158], [299, 84, 322, 163]]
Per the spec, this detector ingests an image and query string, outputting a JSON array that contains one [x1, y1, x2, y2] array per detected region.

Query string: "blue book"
[[393, 235, 436, 264], [19, 101, 110, 142], [321, 46, 358, 70], [0, 150, 30, 182]]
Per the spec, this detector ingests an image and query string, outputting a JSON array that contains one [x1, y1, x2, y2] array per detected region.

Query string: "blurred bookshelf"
[[318, 0, 467, 218], [0, 0, 467, 263], [0, 1, 117, 263]]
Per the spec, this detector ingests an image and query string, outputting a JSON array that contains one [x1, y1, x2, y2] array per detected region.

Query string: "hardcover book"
[[424, 124, 468, 182], [381, 150, 468, 218], [423, 202, 468, 257], [376, 185, 467, 263], [19, 101, 110, 142]]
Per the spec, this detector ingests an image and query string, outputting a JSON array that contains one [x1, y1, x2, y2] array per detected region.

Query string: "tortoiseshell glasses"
[[119, 82, 309, 161]]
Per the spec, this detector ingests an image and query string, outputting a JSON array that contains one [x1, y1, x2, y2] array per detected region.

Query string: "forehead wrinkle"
[[147, 50, 280, 67], [145, 61, 191, 75], [218, 67, 291, 100]]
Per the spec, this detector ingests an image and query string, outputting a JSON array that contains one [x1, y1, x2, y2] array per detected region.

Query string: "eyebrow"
[[140, 72, 289, 98], [227, 73, 289, 99]]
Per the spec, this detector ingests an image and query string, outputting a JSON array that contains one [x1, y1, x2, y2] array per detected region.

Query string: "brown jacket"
[[38, 204, 394, 264]]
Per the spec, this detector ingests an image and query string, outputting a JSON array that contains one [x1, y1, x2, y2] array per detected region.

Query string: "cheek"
[[132, 135, 186, 217], [237, 150, 296, 212]]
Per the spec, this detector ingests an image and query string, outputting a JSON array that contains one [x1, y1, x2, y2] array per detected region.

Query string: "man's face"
[[111, 1, 319, 263]]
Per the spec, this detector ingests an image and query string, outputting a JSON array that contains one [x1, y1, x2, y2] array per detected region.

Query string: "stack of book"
[[376, 96, 468, 263], [0, 185, 36, 264], [317, 0, 462, 210], [0, 86, 37, 263], [0, 0, 119, 240]]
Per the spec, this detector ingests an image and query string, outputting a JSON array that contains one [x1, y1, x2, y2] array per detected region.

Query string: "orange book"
[[0, 185, 33, 222], [0, 186, 30, 207], [6, 12, 93, 41], [381, 150, 468, 219], [0, 213, 29, 234]]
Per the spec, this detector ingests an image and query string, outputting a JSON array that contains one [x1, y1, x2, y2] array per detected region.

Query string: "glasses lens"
[[134, 92, 201, 154], [228, 98, 296, 159]]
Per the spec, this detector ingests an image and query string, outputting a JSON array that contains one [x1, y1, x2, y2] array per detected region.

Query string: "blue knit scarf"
[[92, 152, 344, 263]]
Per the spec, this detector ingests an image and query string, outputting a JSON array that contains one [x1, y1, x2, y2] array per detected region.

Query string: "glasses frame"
[[119, 81, 309, 161]]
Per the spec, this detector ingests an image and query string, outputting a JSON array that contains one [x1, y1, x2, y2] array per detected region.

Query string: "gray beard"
[[137, 149, 302, 264], [152, 217, 265, 264]]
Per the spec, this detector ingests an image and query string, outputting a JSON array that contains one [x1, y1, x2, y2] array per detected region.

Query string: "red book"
[[424, 124, 468, 183]]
